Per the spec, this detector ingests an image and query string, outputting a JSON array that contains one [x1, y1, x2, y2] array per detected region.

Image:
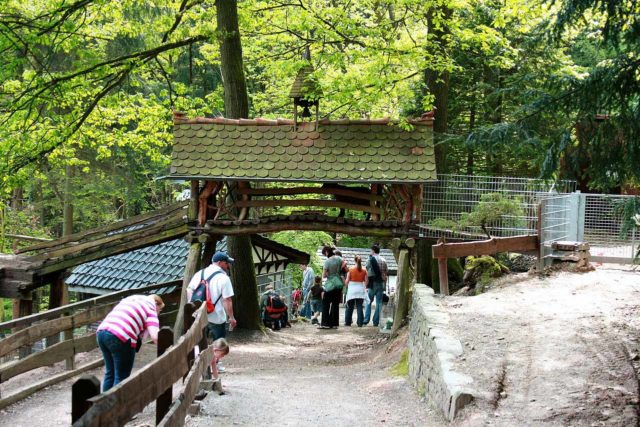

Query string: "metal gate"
[[539, 193, 639, 265]]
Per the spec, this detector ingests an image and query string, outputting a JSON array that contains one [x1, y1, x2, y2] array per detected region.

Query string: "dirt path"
[[187, 318, 445, 427], [449, 267, 640, 426]]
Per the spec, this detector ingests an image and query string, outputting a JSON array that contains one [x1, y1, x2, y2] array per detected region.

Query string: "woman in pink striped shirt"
[[97, 294, 164, 391]]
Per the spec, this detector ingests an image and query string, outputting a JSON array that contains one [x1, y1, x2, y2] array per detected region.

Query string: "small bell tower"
[[289, 63, 322, 130]]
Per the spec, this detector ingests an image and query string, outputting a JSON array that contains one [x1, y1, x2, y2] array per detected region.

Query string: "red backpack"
[[190, 270, 223, 313]]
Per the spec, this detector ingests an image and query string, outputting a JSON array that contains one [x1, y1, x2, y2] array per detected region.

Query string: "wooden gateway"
[[168, 112, 437, 237]]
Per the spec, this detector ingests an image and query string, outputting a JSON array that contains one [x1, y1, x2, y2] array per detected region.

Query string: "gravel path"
[[186, 318, 444, 427]]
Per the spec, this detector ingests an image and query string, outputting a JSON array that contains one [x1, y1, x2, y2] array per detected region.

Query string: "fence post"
[[71, 375, 100, 423], [156, 327, 174, 425], [184, 302, 196, 377]]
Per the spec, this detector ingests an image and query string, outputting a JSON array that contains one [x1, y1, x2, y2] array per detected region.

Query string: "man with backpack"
[[260, 284, 290, 330], [364, 244, 388, 327], [187, 251, 237, 342]]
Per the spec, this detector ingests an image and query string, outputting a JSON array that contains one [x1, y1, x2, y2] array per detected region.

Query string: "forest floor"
[[1, 265, 639, 426]]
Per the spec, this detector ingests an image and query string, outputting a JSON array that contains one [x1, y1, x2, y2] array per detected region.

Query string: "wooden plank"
[[432, 235, 539, 259], [0, 304, 112, 357], [233, 198, 382, 214], [204, 220, 407, 237], [0, 359, 103, 411], [74, 304, 208, 427], [5, 234, 52, 243], [0, 333, 97, 382], [157, 347, 213, 427], [17, 201, 188, 254], [237, 186, 384, 202], [31, 219, 189, 276], [0, 280, 181, 331]]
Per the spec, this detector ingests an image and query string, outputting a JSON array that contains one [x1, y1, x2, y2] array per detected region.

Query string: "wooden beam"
[[432, 235, 539, 259], [0, 333, 97, 382], [204, 221, 409, 237], [233, 198, 382, 214], [236, 186, 384, 202], [5, 234, 52, 243], [0, 280, 180, 331], [0, 359, 103, 411], [17, 201, 188, 254], [0, 304, 113, 357]]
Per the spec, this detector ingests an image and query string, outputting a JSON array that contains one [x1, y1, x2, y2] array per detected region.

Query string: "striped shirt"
[[97, 295, 160, 348]]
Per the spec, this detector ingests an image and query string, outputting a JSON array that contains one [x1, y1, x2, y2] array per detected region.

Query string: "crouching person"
[[260, 284, 290, 330], [97, 294, 164, 392], [210, 338, 230, 379]]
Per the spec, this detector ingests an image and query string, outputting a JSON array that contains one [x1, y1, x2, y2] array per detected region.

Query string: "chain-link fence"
[[420, 174, 576, 240]]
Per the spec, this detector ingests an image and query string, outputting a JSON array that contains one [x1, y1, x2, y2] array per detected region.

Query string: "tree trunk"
[[215, 0, 261, 330], [63, 165, 74, 236], [174, 241, 202, 337], [392, 248, 412, 332], [424, 6, 452, 174]]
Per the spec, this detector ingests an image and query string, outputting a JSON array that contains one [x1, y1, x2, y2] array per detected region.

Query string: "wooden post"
[[392, 247, 412, 332], [173, 241, 202, 341], [12, 296, 33, 358], [184, 303, 196, 376], [437, 257, 449, 296], [156, 327, 174, 425], [47, 272, 70, 352], [416, 238, 433, 286], [71, 375, 100, 423]]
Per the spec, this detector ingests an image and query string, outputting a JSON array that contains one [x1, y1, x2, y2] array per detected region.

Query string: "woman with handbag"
[[344, 255, 368, 327], [96, 294, 164, 391], [318, 246, 344, 329]]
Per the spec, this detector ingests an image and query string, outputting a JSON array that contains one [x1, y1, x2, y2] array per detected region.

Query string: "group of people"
[[96, 244, 389, 392], [299, 244, 389, 330]]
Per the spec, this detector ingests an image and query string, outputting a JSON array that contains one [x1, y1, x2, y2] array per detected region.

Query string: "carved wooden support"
[[236, 181, 251, 221], [198, 181, 223, 226]]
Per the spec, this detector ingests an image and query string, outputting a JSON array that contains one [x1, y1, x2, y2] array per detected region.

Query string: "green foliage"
[[0, 205, 52, 253], [270, 230, 333, 286], [459, 193, 525, 238]]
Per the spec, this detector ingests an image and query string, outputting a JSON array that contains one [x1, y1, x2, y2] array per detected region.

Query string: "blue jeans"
[[344, 299, 364, 326], [207, 322, 226, 341], [363, 283, 384, 326], [97, 330, 136, 392]]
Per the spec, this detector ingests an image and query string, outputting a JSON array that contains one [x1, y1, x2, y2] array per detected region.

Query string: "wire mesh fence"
[[419, 174, 576, 240], [583, 194, 639, 262]]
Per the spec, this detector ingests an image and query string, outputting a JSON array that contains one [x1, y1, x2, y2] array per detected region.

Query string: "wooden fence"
[[0, 280, 181, 409], [72, 301, 212, 427]]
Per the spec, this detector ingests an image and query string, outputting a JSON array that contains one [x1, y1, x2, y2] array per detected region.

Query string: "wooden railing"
[[0, 280, 181, 410], [72, 301, 212, 427]]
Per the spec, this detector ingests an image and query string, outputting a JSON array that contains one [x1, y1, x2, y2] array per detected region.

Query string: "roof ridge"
[[173, 111, 433, 127]]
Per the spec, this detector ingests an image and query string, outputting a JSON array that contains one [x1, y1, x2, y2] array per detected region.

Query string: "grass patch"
[[390, 349, 409, 377]]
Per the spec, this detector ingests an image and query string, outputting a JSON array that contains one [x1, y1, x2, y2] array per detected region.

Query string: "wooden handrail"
[[0, 280, 181, 331], [234, 198, 382, 214], [236, 186, 383, 202], [73, 303, 208, 427], [0, 303, 114, 357], [432, 235, 539, 259]]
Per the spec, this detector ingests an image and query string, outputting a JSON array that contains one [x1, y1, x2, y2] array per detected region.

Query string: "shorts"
[[207, 322, 226, 341], [310, 300, 322, 313]]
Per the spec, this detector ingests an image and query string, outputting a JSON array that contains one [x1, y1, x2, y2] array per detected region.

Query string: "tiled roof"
[[316, 246, 398, 274], [169, 116, 436, 183], [66, 236, 308, 294]]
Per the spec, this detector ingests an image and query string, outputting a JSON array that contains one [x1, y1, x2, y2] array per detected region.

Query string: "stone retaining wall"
[[408, 285, 473, 421]]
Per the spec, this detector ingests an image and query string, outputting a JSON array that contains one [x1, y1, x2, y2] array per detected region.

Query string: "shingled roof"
[[66, 235, 309, 295], [169, 116, 436, 183]]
